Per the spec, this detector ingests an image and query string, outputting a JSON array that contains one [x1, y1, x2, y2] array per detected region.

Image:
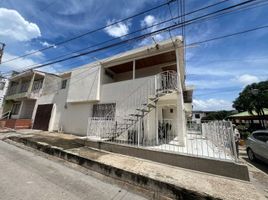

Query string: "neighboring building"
[[1, 70, 59, 129], [1, 37, 194, 146], [191, 111, 208, 124], [228, 109, 268, 128], [0, 77, 9, 115]]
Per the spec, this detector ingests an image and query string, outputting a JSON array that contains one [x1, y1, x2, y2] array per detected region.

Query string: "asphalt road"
[[0, 141, 147, 200]]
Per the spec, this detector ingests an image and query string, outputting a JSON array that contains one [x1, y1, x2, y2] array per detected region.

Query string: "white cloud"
[[0, 8, 41, 41], [236, 74, 260, 85], [104, 20, 129, 37], [25, 50, 45, 59], [1, 52, 59, 75], [193, 98, 232, 111], [1, 53, 38, 72], [141, 15, 156, 27], [40, 41, 56, 48]]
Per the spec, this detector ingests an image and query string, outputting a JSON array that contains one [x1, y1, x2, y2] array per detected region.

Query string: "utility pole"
[[0, 42, 5, 64]]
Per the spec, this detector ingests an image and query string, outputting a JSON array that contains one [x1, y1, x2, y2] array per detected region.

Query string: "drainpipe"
[[175, 48, 186, 146], [132, 60, 136, 80]]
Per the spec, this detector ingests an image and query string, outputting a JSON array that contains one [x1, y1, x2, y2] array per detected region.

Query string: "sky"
[[0, 0, 267, 111]]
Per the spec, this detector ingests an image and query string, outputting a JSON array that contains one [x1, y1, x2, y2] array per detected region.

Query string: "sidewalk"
[[239, 146, 268, 198], [2, 130, 266, 200]]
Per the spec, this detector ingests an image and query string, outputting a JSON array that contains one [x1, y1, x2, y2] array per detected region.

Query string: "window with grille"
[[92, 103, 116, 119], [61, 79, 67, 89]]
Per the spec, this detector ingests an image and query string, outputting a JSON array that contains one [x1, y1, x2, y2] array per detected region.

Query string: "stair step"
[[116, 122, 133, 126], [148, 96, 158, 101], [129, 114, 144, 117], [123, 118, 137, 122], [136, 108, 149, 113], [142, 103, 156, 108]]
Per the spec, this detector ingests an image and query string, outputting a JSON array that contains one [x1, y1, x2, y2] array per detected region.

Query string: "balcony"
[[6, 79, 43, 100]]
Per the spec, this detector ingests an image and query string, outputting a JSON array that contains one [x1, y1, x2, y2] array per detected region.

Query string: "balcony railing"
[[32, 80, 43, 92], [7, 79, 43, 97], [20, 81, 30, 93], [8, 86, 18, 95]]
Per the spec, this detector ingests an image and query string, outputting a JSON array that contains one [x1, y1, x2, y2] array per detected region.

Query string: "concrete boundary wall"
[[82, 140, 250, 181]]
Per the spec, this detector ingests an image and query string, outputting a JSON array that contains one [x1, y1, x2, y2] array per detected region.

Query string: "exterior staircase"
[[87, 71, 178, 143]]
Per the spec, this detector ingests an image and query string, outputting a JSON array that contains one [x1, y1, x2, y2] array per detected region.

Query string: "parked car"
[[246, 130, 268, 164]]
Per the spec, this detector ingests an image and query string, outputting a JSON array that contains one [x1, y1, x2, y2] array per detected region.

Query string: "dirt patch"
[[26, 135, 84, 150]]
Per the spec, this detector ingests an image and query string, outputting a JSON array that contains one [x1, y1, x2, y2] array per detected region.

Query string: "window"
[[11, 102, 21, 115], [61, 79, 67, 89], [92, 103, 116, 119], [195, 114, 200, 119], [0, 82, 5, 90], [253, 132, 268, 143], [32, 79, 43, 91]]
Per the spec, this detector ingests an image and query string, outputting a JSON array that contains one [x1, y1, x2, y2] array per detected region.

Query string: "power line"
[[1, 0, 232, 65], [188, 24, 268, 47], [1, 0, 262, 78], [2, 0, 257, 76], [1, 0, 177, 64], [29, 23, 268, 74], [19, 0, 261, 70], [0, 0, 236, 76]]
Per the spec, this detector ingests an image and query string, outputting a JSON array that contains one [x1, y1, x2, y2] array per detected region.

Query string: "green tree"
[[201, 110, 233, 121], [233, 80, 268, 128]]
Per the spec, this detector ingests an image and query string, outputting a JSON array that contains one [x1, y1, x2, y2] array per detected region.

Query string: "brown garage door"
[[33, 104, 53, 131]]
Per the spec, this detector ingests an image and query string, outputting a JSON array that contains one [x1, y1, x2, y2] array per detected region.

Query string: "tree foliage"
[[201, 110, 233, 121], [233, 80, 268, 127]]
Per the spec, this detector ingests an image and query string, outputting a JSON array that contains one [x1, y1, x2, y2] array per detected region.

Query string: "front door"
[[33, 104, 53, 131]]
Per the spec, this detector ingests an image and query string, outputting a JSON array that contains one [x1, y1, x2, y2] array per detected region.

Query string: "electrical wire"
[[1, 0, 259, 75]]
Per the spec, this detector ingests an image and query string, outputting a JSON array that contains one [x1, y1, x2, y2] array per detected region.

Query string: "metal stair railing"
[[87, 70, 178, 141], [1, 110, 11, 120]]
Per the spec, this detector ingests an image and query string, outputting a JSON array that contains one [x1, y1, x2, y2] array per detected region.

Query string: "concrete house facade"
[[0, 77, 9, 115], [28, 37, 193, 146], [1, 70, 59, 129], [1, 37, 193, 146]]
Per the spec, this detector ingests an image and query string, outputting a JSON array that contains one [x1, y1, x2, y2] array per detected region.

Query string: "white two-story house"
[[1, 70, 59, 129], [28, 36, 193, 146]]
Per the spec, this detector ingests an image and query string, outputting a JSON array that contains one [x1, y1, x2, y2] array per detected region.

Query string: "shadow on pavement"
[[242, 157, 268, 174]]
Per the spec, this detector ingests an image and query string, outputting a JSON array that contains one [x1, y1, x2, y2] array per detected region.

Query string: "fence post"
[[229, 121, 238, 162]]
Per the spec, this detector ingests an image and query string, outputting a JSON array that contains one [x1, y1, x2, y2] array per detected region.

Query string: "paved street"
[[239, 147, 268, 199], [0, 141, 146, 200]]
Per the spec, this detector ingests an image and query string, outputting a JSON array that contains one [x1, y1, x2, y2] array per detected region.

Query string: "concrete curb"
[[7, 136, 219, 200]]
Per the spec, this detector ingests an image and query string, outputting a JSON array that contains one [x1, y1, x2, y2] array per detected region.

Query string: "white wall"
[[33, 75, 67, 132], [67, 65, 101, 103], [33, 74, 93, 135], [0, 79, 9, 115], [59, 103, 93, 136], [101, 76, 153, 103]]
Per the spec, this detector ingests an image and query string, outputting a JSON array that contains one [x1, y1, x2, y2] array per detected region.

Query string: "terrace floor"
[[149, 133, 234, 161]]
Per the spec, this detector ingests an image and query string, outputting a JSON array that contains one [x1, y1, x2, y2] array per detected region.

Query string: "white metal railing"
[[32, 80, 43, 92], [87, 71, 178, 140], [1, 110, 11, 120], [201, 121, 237, 161], [110, 119, 237, 162]]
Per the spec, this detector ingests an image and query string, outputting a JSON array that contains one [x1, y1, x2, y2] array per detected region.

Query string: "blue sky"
[[0, 0, 267, 111]]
